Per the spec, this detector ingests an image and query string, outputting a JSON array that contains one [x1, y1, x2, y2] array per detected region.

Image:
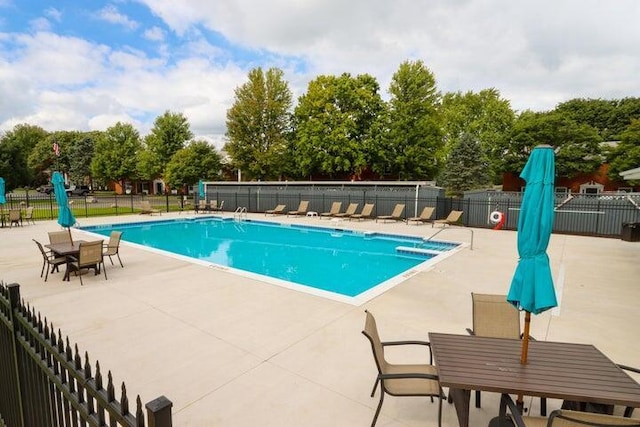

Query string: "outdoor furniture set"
[[362, 304, 640, 427], [35, 230, 124, 285]]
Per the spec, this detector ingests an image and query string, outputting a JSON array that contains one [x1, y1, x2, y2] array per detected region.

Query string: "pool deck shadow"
[[2, 212, 639, 426]]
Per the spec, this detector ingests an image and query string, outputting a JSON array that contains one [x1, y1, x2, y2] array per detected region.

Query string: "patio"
[[1, 212, 639, 426]]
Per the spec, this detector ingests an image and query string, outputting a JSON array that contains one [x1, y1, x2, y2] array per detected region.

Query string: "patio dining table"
[[45, 240, 89, 281], [429, 333, 640, 427]]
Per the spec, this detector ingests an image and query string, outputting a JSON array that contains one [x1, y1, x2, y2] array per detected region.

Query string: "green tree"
[[91, 122, 141, 190], [376, 60, 443, 180], [164, 140, 222, 190], [503, 111, 602, 179], [69, 131, 100, 185], [28, 131, 82, 182], [1, 124, 47, 189], [292, 73, 384, 179], [555, 97, 640, 141], [140, 111, 193, 180], [607, 119, 640, 181], [224, 67, 293, 180], [441, 88, 515, 183], [440, 132, 492, 197]]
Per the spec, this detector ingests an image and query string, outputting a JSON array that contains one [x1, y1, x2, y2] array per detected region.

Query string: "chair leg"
[[78, 269, 84, 286], [371, 390, 385, 427], [116, 253, 123, 267], [370, 379, 379, 397], [102, 262, 107, 280], [437, 392, 443, 427], [44, 263, 49, 282], [540, 397, 547, 416], [108, 255, 114, 265], [475, 390, 481, 408], [41, 261, 46, 278]]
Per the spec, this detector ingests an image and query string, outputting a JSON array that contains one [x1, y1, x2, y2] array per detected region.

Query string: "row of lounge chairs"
[[195, 200, 224, 213], [264, 201, 464, 226]]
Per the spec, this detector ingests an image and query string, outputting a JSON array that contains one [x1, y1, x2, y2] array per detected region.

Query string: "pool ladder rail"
[[234, 206, 248, 221]]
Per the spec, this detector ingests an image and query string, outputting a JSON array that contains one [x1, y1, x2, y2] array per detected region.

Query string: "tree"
[[441, 88, 515, 183], [91, 122, 141, 190], [224, 67, 293, 180], [555, 97, 640, 141], [502, 111, 602, 179], [607, 119, 640, 181], [140, 111, 194, 180], [164, 140, 222, 190], [375, 60, 443, 180], [1, 124, 47, 189], [292, 73, 385, 179], [69, 131, 100, 185], [440, 132, 492, 197]]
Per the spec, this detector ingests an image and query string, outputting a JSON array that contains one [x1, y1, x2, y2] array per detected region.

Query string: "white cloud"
[[143, 26, 165, 41], [97, 5, 139, 30], [44, 7, 62, 22]]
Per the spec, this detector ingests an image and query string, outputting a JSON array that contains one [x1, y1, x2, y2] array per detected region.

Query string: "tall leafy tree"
[[139, 111, 193, 180], [502, 111, 603, 179], [164, 140, 222, 190], [607, 119, 640, 181], [293, 73, 384, 179], [28, 131, 82, 182], [376, 60, 443, 180], [555, 97, 640, 141], [441, 88, 515, 183], [69, 131, 100, 185], [1, 124, 47, 189], [440, 132, 492, 197], [91, 122, 141, 190], [225, 67, 293, 180]]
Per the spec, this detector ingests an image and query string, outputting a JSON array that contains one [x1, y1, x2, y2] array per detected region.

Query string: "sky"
[[1, 0, 639, 149]]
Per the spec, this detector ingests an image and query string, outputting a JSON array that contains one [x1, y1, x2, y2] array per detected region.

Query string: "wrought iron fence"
[[0, 282, 172, 427], [5, 184, 640, 237]]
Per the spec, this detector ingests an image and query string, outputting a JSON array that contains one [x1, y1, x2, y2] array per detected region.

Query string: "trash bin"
[[621, 222, 640, 242]]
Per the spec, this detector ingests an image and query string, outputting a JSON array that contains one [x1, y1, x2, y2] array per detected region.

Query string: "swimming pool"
[[81, 217, 462, 303]]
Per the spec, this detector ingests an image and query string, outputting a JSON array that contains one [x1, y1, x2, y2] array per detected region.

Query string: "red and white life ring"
[[489, 211, 504, 224]]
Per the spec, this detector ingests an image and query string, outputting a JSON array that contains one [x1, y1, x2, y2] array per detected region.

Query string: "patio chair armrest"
[[381, 340, 433, 364], [499, 394, 527, 427], [381, 340, 430, 347], [618, 364, 640, 374]]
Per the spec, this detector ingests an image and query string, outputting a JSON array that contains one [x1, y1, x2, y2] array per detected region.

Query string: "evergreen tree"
[[440, 133, 492, 197]]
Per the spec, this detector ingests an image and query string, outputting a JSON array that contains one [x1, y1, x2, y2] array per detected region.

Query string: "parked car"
[[69, 185, 91, 196]]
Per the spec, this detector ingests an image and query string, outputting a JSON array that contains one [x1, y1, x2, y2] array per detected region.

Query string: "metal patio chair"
[[103, 231, 124, 268], [68, 240, 107, 285], [362, 310, 445, 427], [466, 293, 547, 415], [498, 393, 640, 427], [33, 239, 67, 282]]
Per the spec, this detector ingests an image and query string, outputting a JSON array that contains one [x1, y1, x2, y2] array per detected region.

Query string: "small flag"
[[53, 141, 60, 156]]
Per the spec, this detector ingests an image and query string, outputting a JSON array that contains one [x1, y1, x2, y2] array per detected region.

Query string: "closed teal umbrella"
[[52, 172, 76, 238], [507, 145, 557, 412], [0, 177, 6, 204], [198, 179, 205, 199]]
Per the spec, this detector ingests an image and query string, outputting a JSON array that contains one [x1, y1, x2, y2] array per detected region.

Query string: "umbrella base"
[[488, 416, 515, 427]]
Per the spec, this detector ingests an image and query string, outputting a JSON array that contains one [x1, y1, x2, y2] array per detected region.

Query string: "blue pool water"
[[82, 218, 459, 298]]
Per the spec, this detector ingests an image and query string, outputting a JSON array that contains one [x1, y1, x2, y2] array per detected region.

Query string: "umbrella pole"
[[67, 228, 74, 246], [516, 311, 532, 412]]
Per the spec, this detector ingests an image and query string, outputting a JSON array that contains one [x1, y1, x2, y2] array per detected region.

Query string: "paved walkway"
[[1, 212, 639, 426]]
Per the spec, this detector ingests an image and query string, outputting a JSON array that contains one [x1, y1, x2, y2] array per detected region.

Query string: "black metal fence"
[[0, 282, 173, 427], [5, 184, 640, 238], [199, 184, 640, 238]]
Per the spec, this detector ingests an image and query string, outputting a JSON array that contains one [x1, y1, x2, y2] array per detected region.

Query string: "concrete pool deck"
[[2, 212, 639, 426]]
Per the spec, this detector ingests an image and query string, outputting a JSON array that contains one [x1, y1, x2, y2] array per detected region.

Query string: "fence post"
[[7, 283, 26, 427], [146, 395, 173, 427]]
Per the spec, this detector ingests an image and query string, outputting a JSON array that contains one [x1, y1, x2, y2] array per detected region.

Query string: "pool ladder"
[[234, 207, 248, 221]]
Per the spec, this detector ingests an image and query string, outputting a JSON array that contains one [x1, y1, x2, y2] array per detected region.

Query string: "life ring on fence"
[[489, 211, 504, 224]]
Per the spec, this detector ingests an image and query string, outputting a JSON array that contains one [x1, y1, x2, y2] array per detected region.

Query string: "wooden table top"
[[429, 333, 640, 408]]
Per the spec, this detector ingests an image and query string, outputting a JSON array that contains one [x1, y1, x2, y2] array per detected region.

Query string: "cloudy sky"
[[1, 0, 639, 149]]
